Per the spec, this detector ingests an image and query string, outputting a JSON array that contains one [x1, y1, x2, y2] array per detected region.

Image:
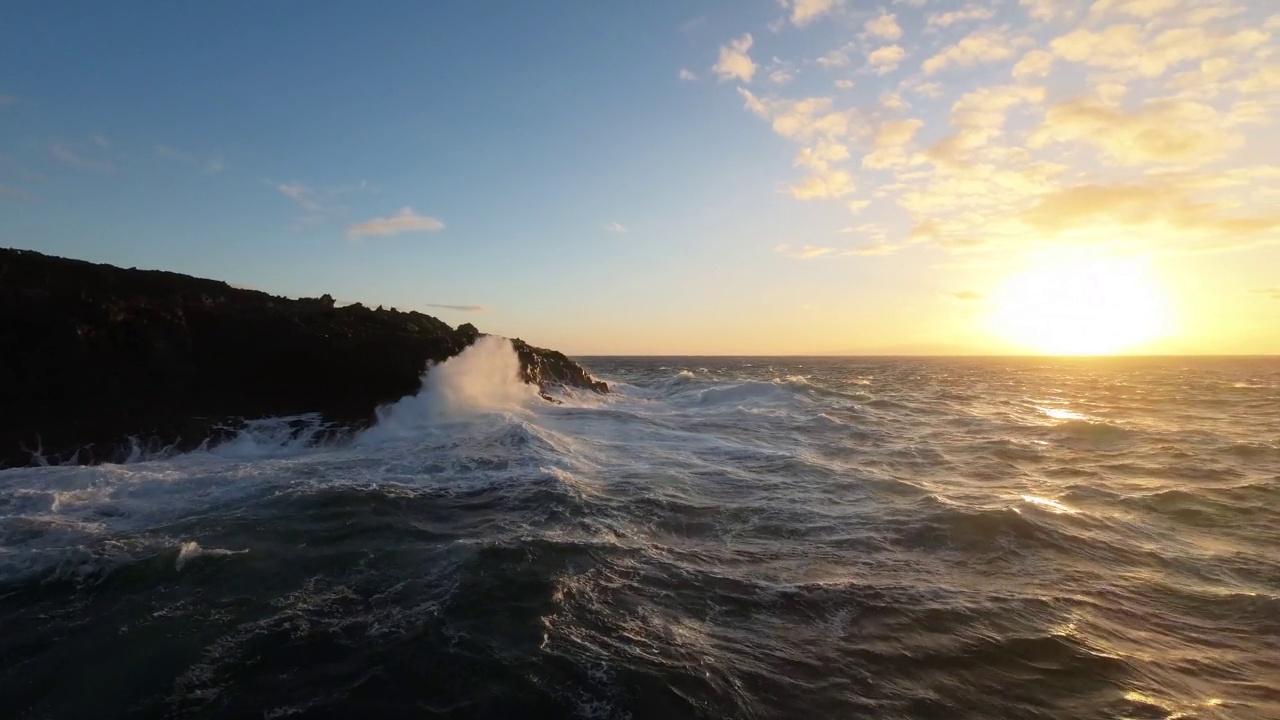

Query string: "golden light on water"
[[989, 254, 1175, 356]]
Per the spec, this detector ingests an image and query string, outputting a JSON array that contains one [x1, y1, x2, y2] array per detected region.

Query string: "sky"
[[1, 0, 1278, 355]]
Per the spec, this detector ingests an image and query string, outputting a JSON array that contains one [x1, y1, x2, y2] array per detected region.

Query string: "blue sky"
[[3, 1, 1278, 354]]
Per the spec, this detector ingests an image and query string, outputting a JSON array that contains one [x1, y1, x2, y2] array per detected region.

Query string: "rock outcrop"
[[0, 248, 607, 468]]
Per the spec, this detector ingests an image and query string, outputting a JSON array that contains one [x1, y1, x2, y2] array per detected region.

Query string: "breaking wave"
[[1, 356, 1278, 718]]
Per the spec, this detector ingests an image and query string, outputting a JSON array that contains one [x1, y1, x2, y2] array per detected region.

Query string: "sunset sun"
[[989, 255, 1175, 355]]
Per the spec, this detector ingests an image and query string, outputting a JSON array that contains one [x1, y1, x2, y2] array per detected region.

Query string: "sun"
[[988, 254, 1175, 355]]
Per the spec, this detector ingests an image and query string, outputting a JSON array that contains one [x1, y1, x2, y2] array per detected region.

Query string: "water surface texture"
[[2, 344, 1278, 719]]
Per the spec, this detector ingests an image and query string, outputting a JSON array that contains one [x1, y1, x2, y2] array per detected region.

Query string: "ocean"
[[1, 339, 1277, 719]]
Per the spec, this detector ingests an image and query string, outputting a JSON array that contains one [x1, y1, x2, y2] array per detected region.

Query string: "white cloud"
[[605, 221, 628, 233], [1021, 181, 1280, 240], [927, 7, 996, 27], [1089, 0, 1179, 20], [277, 183, 322, 211], [737, 89, 862, 141], [714, 34, 757, 83], [1029, 96, 1239, 166], [790, 167, 856, 199], [834, 79, 855, 89], [924, 85, 1045, 166], [863, 118, 924, 168], [421, 303, 488, 312], [865, 13, 903, 41], [347, 207, 445, 239], [1021, 0, 1062, 22], [846, 242, 898, 256], [905, 79, 944, 98], [867, 45, 907, 75], [50, 141, 113, 171], [1012, 49, 1054, 80], [880, 92, 910, 111], [922, 27, 1018, 75], [680, 16, 707, 35], [1051, 24, 1269, 80], [156, 144, 224, 173], [818, 46, 853, 68], [769, 60, 798, 84], [679, 68, 698, 81], [775, 243, 838, 259], [781, 0, 839, 27]]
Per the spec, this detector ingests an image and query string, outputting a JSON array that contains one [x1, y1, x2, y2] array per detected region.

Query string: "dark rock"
[[0, 248, 608, 468]]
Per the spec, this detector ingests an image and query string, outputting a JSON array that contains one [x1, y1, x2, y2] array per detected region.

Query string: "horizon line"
[[570, 353, 1280, 359]]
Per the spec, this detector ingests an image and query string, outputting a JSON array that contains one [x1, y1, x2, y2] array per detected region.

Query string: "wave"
[[1050, 418, 1133, 444], [359, 336, 538, 443]]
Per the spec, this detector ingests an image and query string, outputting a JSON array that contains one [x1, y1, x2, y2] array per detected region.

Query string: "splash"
[[360, 336, 537, 441], [175, 541, 247, 571]]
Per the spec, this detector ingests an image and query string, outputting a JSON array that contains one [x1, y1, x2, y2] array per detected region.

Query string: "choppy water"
[[2, 342, 1278, 719]]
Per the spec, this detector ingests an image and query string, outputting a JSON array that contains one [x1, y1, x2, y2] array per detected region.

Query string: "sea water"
[[1, 340, 1277, 718]]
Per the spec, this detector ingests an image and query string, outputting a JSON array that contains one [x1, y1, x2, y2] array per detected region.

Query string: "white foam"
[[175, 541, 247, 571], [359, 336, 537, 443]]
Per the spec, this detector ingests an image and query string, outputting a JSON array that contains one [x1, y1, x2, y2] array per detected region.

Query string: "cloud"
[[1028, 96, 1238, 166], [817, 46, 853, 68], [1249, 288, 1280, 300], [605, 221, 628, 233], [796, 140, 850, 169], [791, 138, 857, 199], [421, 303, 488, 312], [922, 27, 1018, 75], [919, 85, 1045, 167], [846, 242, 897, 256], [710, 0, 1278, 262], [1021, 182, 1280, 240], [927, 7, 995, 27], [789, 168, 856, 199], [867, 45, 907, 75], [865, 13, 903, 41], [775, 243, 838, 259], [1020, 0, 1062, 22], [679, 68, 698, 81], [1090, 0, 1181, 20], [0, 95, 20, 107], [1012, 49, 1053, 80], [781, 0, 839, 27], [737, 89, 861, 142], [277, 182, 322, 211], [948, 290, 986, 300], [680, 16, 707, 34], [768, 59, 798, 84], [863, 118, 924, 169], [156, 144, 224, 173], [737, 88, 868, 201], [0, 184, 27, 199], [347, 207, 446, 239], [714, 34, 757, 83], [50, 141, 113, 171], [1050, 24, 1268, 80]]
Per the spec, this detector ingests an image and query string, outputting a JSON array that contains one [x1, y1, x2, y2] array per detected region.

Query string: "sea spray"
[[359, 336, 538, 442]]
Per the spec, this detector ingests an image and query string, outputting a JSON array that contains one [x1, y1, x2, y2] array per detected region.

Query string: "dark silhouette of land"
[[0, 248, 606, 467]]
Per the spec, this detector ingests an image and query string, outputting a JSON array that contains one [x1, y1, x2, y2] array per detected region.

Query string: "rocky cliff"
[[0, 248, 607, 467]]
